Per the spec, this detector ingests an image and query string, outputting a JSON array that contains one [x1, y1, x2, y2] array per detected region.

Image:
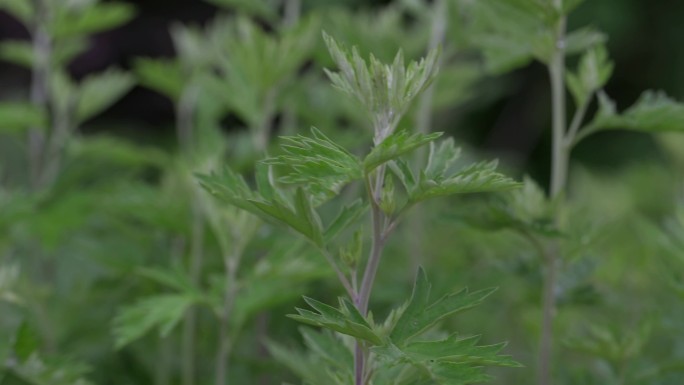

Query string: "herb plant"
[[200, 33, 522, 385]]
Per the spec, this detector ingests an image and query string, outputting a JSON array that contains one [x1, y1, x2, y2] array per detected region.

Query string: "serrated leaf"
[[402, 335, 520, 367], [424, 138, 461, 179], [324, 199, 367, 242], [411, 160, 521, 204], [391, 268, 497, 345], [113, 294, 197, 348], [288, 296, 383, 345], [566, 45, 613, 107], [364, 131, 442, 173], [197, 167, 260, 215], [75, 68, 135, 123], [263, 127, 363, 203], [323, 32, 439, 135], [250, 189, 324, 247], [577, 90, 684, 143], [0, 102, 47, 134], [52, 2, 136, 38], [134, 58, 184, 101]]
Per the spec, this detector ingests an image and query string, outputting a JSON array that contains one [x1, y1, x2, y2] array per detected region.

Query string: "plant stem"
[[38, 96, 73, 189], [282, 0, 301, 28], [358, 169, 387, 315], [215, 238, 244, 385], [539, 6, 567, 385], [353, 168, 390, 385], [177, 85, 199, 152], [254, 89, 277, 154], [28, 1, 51, 190], [182, 199, 205, 385]]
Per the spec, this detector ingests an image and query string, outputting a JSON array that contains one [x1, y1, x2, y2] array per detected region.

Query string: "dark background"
[[2, 0, 683, 182]]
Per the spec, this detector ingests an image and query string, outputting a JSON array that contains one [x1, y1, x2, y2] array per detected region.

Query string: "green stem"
[[215, 244, 243, 385], [28, 1, 51, 190], [354, 168, 390, 385], [539, 6, 567, 385], [182, 199, 204, 385]]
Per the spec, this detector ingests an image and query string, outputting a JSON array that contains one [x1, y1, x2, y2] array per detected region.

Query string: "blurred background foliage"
[[1, 0, 684, 384]]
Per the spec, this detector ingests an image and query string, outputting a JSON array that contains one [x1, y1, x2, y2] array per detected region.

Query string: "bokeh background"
[[2, 0, 683, 179], [2, 0, 684, 384]]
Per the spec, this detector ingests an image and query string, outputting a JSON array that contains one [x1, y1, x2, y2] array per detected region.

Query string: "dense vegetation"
[[1, 1, 684, 385]]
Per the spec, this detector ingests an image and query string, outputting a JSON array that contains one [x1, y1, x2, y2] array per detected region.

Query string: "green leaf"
[[250, 188, 324, 247], [564, 27, 607, 56], [0, 0, 33, 24], [411, 160, 521, 203], [577, 90, 684, 143], [391, 268, 496, 345], [324, 199, 367, 243], [0, 39, 90, 68], [52, 2, 136, 38], [300, 328, 354, 372], [12, 322, 40, 363], [263, 127, 363, 203], [75, 68, 135, 123], [288, 297, 383, 345], [197, 167, 260, 215], [323, 32, 439, 134], [113, 294, 197, 348], [402, 335, 520, 367], [133, 58, 185, 101], [566, 45, 613, 107], [0, 40, 32, 67], [67, 136, 167, 171], [0, 102, 47, 134], [464, 176, 560, 237], [465, 0, 556, 73], [363, 131, 443, 173]]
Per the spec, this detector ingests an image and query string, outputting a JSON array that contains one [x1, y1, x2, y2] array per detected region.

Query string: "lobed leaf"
[[113, 294, 198, 348], [288, 296, 383, 345], [264, 127, 363, 203], [391, 268, 497, 345], [364, 131, 443, 173], [411, 160, 521, 203], [576, 90, 684, 144]]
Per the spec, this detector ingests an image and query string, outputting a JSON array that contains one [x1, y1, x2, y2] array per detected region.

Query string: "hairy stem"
[[539, 6, 567, 385], [28, 1, 51, 189], [353, 168, 390, 385]]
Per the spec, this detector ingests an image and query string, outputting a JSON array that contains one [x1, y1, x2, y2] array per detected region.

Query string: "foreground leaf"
[[289, 297, 383, 345]]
